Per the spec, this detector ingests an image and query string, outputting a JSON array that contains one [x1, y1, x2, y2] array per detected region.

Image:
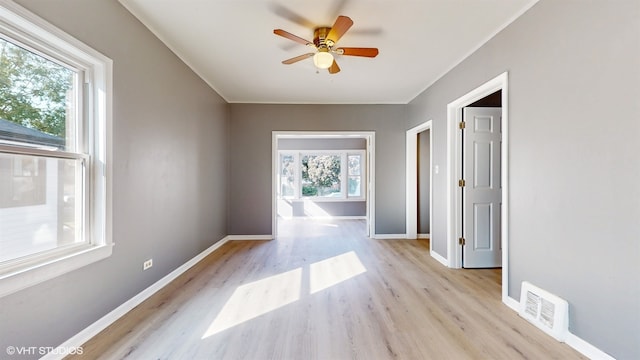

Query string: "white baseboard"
[[42, 236, 230, 360], [418, 233, 430, 239], [503, 295, 615, 360], [565, 333, 615, 360], [503, 294, 520, 311], [430, 250, 448, 266], [226, 235, 273, 241], [373, 234, 408, 240]]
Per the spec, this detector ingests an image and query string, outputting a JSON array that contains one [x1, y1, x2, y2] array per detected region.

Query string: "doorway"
[[272, 131, 376, 239], [406, 121, 439, 260], [446, 72, 510, 304]]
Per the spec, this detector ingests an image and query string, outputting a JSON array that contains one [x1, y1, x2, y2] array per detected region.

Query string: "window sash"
[[0, 144, 88, 160], [0, 152, 88, 271]]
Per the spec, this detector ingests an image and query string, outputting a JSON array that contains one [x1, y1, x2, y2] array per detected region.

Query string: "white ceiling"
[[119, 0, 537, 104]]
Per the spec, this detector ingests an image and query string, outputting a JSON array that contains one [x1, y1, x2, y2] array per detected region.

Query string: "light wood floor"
[[70, 219, 585, 360]]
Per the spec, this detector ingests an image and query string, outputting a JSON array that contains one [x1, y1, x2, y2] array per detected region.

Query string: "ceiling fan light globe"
[[313, 52, 334, 69]]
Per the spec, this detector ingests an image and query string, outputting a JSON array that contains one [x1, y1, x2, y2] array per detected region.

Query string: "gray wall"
[[228, 104, 407, 235], [417, 130, 430, 234], [407, 1, 640, 358], [0, 0, 229, 355], [288, 200, 366, 217]]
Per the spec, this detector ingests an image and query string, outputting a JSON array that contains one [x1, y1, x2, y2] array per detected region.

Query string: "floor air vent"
[[519, 281, 569, 342]]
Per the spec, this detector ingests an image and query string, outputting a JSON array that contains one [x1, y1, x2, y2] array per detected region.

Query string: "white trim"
[[272, 133, 278, 238], [417, 233, 430, 239], [430, 250, 448, 267], [226, 235, 274, 241], [565, 333, 616, 360], [281, 198, 366, 203], [446, 72, 509, 302], [0, 245, 113, 298], [42, 236, 230, 360], [367, 134, 376, 238], [372, 234, 407, 240], [406, 120, 433, 242], [503, 295, 615, 360], [272, 131, 376, 239], [504, 295, 520, 311]]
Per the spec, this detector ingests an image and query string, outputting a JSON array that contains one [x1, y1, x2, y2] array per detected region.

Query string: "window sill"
[[282, 197, 366, 203], [0, 243, 113, 298]]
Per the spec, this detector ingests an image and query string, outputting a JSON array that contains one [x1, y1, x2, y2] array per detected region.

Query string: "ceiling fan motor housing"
[[314, 27, 333, 51]]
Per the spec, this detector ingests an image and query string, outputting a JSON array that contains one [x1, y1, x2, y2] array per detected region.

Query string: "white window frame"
[[0, 0, 112, 297], [346, 152, 365, 199], [279, 149, 366, 202]]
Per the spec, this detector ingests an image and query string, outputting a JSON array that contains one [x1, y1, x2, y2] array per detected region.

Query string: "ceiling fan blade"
[[274, 29, 313, 46], [282, 53, 315, 64], [328, 60, 340, 74], [336, 47, 379, 57], [326, 15, 353, 44], [269, 4, 316, 28]]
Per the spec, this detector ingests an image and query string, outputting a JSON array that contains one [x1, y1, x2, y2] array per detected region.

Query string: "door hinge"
[[458, 179, 466, 187], [459, 237, 466, 246], [459, 121, 466, 129]]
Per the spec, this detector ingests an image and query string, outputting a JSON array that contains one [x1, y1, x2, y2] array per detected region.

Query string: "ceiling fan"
[[273, 15, 379, 74]]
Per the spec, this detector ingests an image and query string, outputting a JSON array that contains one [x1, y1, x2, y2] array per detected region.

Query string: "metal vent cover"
[[519, 281, 569, 342]]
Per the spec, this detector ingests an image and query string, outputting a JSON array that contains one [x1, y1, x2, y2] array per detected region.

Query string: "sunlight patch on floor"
[[202, 267, 302, 338], [310, 251, 366, 294], [202, 251, 367, 339]]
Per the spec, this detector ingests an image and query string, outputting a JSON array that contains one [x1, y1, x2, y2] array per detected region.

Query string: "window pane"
[[301, 154, 341, 197], [0, 37, 76, 151], [280, 154, 295, 197], [348, 155, 361, 175], [348, 176, 361, 197], [0, 153, 83, 263]]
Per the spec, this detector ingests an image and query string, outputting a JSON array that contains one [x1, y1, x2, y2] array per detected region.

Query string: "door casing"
[[446, 72, 510, 304]]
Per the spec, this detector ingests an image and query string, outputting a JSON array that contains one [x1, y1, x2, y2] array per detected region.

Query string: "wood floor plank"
[[68, 219, 585, 360]]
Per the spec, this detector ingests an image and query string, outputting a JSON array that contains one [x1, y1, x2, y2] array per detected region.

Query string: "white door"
[[462, 107, 502, 268]]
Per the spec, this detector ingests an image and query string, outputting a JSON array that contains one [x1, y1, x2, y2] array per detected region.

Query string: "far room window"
[[280, 153, 295, 197], [279, 150, 365, 200], [301, 154, 342, 198], [0, 2, 112, 297], [347, 154, 363, 197]]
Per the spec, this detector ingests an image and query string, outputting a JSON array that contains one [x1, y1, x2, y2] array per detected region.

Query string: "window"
[[348, 154, 363, 197], [0, 2, 112, 297], [280, 154, 295, 197], [302, 154, 341, 197], [278, 150, 365, 200]]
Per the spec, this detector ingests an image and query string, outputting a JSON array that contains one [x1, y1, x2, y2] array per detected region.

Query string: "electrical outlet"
[[143, 259, 153, 270]]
